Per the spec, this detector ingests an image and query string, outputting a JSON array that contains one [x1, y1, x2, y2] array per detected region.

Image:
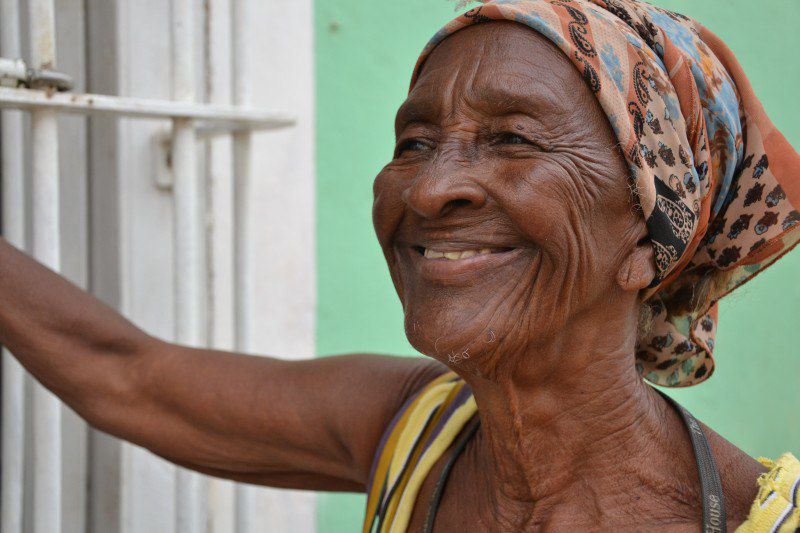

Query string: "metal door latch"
[[0, 57, 74, 91]]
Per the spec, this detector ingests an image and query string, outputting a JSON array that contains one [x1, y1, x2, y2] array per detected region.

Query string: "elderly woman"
[[1, 0, 798, 531]]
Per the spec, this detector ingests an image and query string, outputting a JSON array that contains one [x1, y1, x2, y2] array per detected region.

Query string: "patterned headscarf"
[[413, 0, 800, 386]]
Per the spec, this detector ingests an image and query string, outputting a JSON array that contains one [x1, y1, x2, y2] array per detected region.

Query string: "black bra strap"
[[655, 388, 727, 533], [422, 416, 480, 533]]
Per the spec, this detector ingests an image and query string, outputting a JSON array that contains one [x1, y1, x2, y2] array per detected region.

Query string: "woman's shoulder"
[[372, 369, 472, 463], [736, 452, 800, 532]]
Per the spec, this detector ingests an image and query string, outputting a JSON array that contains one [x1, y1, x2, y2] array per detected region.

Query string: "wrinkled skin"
[[373, 22, 764, 531], [374, 21, 646, 380], [0, 17, 768, 533]]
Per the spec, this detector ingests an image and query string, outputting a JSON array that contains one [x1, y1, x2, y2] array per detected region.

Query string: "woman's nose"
[[400, 173, 487, 219]]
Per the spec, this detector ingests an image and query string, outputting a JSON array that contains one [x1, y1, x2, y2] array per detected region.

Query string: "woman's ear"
[[616, 240, 656, 292]]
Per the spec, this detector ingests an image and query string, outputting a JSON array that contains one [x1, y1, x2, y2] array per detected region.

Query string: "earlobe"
[[616, 243, 656, 292]]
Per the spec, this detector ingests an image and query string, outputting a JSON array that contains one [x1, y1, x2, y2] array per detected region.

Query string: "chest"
[[402, 454, 749, 533]]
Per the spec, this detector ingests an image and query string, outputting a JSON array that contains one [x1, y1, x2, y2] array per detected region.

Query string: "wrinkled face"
[[373, 22, 646, 374]]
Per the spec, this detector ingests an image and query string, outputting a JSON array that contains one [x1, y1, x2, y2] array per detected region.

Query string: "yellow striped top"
[[362, 372, 800, 532]]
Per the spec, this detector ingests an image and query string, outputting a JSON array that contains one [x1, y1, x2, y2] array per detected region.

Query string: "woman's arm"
[[0, 238, 445, 491]]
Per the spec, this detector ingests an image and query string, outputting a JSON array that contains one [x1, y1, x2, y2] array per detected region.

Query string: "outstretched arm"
[[0, 238, 445, 491]]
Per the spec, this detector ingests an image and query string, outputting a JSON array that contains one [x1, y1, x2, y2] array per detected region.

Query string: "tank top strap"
[[736, 452, 800, 533], [363, 372, 477, 533]]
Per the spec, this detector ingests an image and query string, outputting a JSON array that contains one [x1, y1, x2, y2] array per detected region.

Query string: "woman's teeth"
[[423, 248, 495, 260]]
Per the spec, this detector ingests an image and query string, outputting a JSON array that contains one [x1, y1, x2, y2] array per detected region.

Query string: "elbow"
[[69, 334, 168, 437]]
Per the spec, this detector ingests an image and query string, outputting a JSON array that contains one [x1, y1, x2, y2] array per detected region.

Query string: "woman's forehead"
[[417, 21, 574, 85], [400, 22, 590, 126]]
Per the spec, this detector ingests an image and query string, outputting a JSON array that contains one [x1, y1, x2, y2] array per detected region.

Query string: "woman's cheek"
[[372, 171, 408, 250]]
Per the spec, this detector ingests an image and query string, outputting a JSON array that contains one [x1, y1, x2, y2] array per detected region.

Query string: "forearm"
[[0, 238, 150, 412], [0, 239, 442, 491]]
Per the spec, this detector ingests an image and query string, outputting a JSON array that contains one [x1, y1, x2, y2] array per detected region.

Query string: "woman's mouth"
[[415, 246, 515, 260], [404, 244, 526, 282]]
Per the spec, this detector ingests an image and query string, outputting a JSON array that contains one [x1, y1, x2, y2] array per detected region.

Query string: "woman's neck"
[[456, 311, 707, 530]]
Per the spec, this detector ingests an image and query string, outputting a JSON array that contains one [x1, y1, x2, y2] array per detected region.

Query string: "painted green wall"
[[315, 1, 800, 531]]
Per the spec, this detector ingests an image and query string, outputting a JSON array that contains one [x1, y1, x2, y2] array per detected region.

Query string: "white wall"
[[2, 0, 316, 531]]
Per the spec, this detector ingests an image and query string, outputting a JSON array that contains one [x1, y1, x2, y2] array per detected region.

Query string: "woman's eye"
[[496, 132, 533, 145], [395, 139, 429, 157]]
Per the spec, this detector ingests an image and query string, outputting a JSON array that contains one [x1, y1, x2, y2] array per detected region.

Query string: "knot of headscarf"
[[413, 0, 800, 386]]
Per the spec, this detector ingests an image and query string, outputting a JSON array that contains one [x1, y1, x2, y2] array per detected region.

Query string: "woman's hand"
[[0, 238, 445, 491]]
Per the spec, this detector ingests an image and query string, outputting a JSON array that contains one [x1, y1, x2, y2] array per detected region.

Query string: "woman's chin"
[[405, 315, 500, 368]]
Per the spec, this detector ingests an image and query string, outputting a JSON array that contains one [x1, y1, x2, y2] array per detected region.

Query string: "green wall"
[[315, 1, 800, 531]]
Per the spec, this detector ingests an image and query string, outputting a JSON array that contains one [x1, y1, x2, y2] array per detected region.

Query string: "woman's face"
[[373, 21, 648, 374]]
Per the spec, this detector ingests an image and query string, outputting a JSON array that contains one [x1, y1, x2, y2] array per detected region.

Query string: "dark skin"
[[0, 20, 765, 531], [375, 22, 766, 531]]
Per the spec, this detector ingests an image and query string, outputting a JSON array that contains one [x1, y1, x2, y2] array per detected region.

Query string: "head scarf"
[[413, 0, 800, 386]]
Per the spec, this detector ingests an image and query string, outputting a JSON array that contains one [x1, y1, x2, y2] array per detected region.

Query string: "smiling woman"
[[375, 21, 637, 374], [1, 0, 799, 532], [368, 0, 800, 529]]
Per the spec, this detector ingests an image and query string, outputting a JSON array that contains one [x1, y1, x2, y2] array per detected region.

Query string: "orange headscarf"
[[414, 0, 800, 386]]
